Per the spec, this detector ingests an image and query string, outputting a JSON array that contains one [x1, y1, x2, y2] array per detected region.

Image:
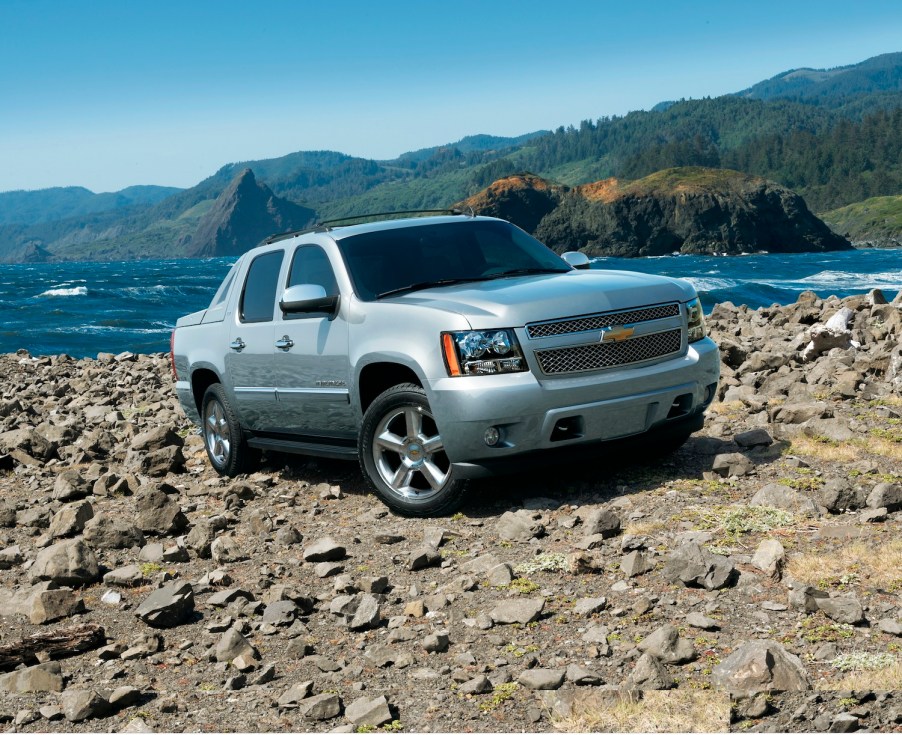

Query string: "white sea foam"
[[681, 277, 739, 292], [791, 270, 902, 290], [39, 286, 88, 297]]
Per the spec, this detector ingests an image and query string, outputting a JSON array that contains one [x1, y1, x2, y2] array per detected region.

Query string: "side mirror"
[[561, 251, 591, 270], [280, 284, 339, 316]]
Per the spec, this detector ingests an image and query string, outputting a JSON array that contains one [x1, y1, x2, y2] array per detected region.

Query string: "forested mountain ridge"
[[1, 51, 900, 262]]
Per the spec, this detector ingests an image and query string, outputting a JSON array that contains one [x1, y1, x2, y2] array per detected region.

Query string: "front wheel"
[[201, 383, 254, 476], [359, 383, 468, 517]]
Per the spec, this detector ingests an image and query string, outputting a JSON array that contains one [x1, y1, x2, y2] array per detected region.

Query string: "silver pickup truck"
[[172, 213, 719, 516]]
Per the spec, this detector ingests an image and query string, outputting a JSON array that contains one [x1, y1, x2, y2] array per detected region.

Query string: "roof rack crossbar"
[[262, 207, 476, 245]]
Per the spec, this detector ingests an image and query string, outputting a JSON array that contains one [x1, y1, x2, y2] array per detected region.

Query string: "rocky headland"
[[1, 290, 902, 732], [457, 168, 853, 257]]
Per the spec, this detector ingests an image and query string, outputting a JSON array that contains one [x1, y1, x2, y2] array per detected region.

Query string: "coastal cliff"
[[458, 168, 852, 256]]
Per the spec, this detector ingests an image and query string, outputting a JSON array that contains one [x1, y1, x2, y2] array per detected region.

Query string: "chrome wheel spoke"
[[422, 435, 443, 454], [390, 464, 414, 491], [420, 460, 447, 490], [404, 408, 422, 439], [376, 430, 406, 454]]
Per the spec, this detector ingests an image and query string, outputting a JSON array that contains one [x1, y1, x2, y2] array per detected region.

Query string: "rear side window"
[[240, 250, 284, 323]]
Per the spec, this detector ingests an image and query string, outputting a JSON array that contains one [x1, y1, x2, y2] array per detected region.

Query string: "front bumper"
[[427, 337, 720, 474]]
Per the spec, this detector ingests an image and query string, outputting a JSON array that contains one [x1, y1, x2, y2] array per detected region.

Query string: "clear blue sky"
[[1, 0, 901, 193]]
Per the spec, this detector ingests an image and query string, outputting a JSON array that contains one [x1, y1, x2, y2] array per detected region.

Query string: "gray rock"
[[819, 480, 865, 514], [662, 543, 736, 590], [565, 664, 603, 685], [135, 581, 194, 628], [129, 426, 184, 452], [210, 534, 247, 563], [572, 597, 607, 616], [261, 599, 297, 627], [303, 537, 346, 562], [861, 507, 888, 523], [103, 564, 144, 587], [422, 632, 449, 652], [108, 685, 142, 709], [30, 539, 100, 586], [751, 538, 785, 579], [61, 690, 110, 722], [52, 469, 88, 500], [490, 598, 544, 625], [712, 452, 753, 477], [458, 675, 492, 695], [876, 618, 902, 636], [350, 594, 382, 631], [624, 652, 674, 690], [487, 563, 514, 586], [637, 624, 696, 664], [788, 584, 830, 612], [496, 510, 544, 542], [47, 500, 94, 539], [583, 508, 621, 538], [734, 429, 774, 448], [207, 588, 254, 607], [802, 418, 855, 443], [277, 680, 314, 708], [829, 713, 860, 733], [867, 483, 902, 512], [750, 483, 820, 516], [685, 612, 719, 630], [408, 546, 442, 570], [298, 692, 342, 720], [27, 587, 85, 624], [712, 640, 810, 693], [0, 544, 23, 569], [185, 517, 228, 557], [621, 550, 654, 578], [214, 627, 258, 663], [0, 662, 64, 693], [344, 695, 393, 728], [518, 668, 565, 690], [135, 489, 188, 536], [83, 513, 145, 549], [816, 596, 865, 625]]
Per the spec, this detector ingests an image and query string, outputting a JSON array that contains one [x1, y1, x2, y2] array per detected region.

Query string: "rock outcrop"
[[457, 167, 852, 256]]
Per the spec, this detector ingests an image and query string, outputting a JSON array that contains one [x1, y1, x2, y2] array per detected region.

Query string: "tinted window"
[[210, 264, 237, 307], [240, 250, 284, 323], [336, 220, 569, 301], [287, 245, 338, 294]]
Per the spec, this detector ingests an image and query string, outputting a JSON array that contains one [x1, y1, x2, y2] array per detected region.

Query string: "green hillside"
[[821, 194, 902, 245]]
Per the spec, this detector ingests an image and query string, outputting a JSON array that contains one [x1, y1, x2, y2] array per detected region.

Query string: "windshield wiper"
[[375, 277, 490, 299], [487, 267, 570, 279]]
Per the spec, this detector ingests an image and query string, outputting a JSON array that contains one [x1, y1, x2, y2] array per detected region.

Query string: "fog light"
[[484, 426, 501, 447]]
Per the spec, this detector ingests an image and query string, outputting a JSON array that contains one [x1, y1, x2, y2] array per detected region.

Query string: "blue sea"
[[1, 250, 900, 358]]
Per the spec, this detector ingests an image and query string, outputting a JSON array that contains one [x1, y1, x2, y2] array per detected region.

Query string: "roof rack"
[[262, 207, 475, 246]]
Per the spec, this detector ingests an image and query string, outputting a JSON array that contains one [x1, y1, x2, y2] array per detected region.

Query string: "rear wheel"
[[201, 383, 254, 476], [359, 383, 467, 517]]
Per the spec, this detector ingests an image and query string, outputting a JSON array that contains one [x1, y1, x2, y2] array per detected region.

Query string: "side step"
[[246, 436, 358, 461]]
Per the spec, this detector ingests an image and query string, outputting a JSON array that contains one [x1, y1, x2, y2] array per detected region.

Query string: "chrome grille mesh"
[[526, 303, 680, 339], [535, 329, 682, 375]]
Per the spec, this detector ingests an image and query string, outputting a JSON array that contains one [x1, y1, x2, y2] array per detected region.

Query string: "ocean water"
[[1, 250, 900, 358]]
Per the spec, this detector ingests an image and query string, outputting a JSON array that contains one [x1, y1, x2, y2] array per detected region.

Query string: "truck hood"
[[391, 270, 696, 327]]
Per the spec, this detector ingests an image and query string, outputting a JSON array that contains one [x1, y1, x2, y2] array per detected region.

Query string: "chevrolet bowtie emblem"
[[600, 325, 635, 343]]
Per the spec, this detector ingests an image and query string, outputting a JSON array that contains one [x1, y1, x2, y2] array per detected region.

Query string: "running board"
[[246, 436, 358, 461]]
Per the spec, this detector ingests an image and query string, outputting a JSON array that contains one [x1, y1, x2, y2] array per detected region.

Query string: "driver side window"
[[285, 245, 338, 319]]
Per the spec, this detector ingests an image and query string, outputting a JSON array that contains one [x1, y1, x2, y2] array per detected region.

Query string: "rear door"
[[271, 244, 355, 437], [225, 249, 284, 431]]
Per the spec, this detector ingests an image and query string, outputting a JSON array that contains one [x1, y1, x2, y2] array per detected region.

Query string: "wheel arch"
[[357, 361, 423, 414], [191, 367, 221, 416]]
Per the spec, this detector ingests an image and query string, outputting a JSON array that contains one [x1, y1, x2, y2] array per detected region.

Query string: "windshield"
[[336, 219, 570, 301]]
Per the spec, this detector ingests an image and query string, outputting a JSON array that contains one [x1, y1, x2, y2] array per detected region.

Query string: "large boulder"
[[30, 539, 100, 586], [712, 640, 810, 693]]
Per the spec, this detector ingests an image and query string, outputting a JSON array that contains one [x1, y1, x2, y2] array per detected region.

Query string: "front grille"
[[527, 302, 680, 339], [535, 328, 682, 375]]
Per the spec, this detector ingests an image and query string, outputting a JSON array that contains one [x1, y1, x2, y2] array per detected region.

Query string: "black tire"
[[201, 383, 254, 476], [359, 383, 468, 517]]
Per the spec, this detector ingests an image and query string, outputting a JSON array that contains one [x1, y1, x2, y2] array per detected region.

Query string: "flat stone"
[[751, 483, 820, 516], [408, 546, 442, 570], [490, 598, 544, 625], [565, 664, 603, 685], [303, 537, 346, 562], [685, 612, 719, 630], [734, 429, 774, 448], [572, 597, 607, 616], [344, 695, 393, 728], [28, 587, 85, 624], [458, 675, 492, 695], [496, 510, 544, 542], [0, 662, 64, 693], [298, 692, 342, 720], [816, 596, 865, 625], [277, 681, 314, 708], [876, 618, 902, 636], [135, 581, 194, 628], [518, 668, 565, 690]]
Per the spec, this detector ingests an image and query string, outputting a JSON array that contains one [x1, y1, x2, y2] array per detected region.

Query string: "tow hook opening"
[[550, 415, 584, 442], [667, 393, 693, 419]]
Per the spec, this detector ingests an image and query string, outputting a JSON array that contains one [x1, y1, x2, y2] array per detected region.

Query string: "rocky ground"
[[1, 289, 902, 733]]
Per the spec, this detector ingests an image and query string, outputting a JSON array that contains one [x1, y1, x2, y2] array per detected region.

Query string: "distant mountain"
[[737, 52, 902, 106], [0, 184, 182, 226], [187, 168, 316, 257], [457, 169, 852, 256]]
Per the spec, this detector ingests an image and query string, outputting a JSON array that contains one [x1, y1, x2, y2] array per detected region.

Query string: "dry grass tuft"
[[787, 436, 863, 462], [549, 689, 730, 733], [816, 661, 902, 691], [865, 436, 902, 461], [707, 400, 746, 416], [785, 538, 902, 589]]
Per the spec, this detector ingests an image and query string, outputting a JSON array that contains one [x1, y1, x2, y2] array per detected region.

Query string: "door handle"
[[230, 338, 245, 351], [275, 335, 294, 351]]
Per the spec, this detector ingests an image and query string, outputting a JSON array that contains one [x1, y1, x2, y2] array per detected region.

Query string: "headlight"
[[686, 298, 707, 343], [441, 329, 527, 376]]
